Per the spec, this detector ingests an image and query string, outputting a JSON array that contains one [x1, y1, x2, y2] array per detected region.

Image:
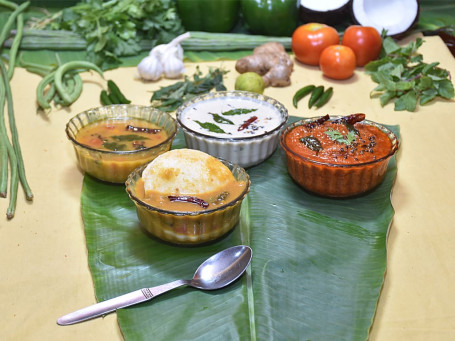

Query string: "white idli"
[[142, 149, 235, 195]]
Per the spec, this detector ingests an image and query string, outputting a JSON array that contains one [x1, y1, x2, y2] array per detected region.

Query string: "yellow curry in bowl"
[[66, 105, 177, 183]]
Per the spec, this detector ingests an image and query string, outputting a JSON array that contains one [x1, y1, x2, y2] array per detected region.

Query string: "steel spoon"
[[57, 245, 252, 326]]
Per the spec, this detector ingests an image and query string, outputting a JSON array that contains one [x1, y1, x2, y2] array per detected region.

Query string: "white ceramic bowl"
[[176, 91, 288, 168]]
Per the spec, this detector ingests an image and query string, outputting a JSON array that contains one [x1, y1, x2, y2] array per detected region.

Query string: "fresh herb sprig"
[[33, 0, 184, 70], [325, 129, 357, 145], [365, 36, 454, 112], [151, 67, 228, 112]]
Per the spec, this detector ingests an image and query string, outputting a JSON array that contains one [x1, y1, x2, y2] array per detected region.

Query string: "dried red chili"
[[168, 195, 209, 208]]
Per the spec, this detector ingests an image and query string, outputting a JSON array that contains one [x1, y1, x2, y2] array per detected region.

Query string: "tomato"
[[319, 45, 356, 80], [291, 23, 340, 66], [341, 25, 382, 67]]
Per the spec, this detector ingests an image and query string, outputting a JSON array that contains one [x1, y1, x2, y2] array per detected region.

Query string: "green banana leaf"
[[81, 117, 400, 340]]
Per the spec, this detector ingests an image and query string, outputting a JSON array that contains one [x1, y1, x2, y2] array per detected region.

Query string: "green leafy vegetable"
[[325, 128, 357, 145], [221, 108, 257, 116], [209, 113, 234, 125], [30, 0, 184, 70], [151, 67, 228, 112], [365, 36, 454, 112], [194, 121, 226, 134]]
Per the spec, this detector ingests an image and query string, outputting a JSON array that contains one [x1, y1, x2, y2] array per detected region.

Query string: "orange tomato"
[[291, 23, 340, 66], [342, 25, 382, 66], [319, 45, 356, 80]]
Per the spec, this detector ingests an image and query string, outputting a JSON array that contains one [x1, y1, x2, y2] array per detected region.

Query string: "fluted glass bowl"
[[280, 116, 399, 197], [66, 105, 177, 183], [125, 159, 250, 245]]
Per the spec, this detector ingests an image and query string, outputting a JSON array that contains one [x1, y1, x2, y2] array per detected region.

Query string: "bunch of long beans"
[[0, 0, 33, 219]]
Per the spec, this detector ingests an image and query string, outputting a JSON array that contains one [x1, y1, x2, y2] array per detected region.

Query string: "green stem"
[[0, 74, 7, 197], [0, 1, 29, 48]]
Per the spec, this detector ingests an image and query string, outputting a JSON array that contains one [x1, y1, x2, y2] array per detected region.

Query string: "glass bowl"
[[125, 159, 250, 245], [280, 116, 399, 197], [176, 91, 288, 168], [66, 105, 177, 183]]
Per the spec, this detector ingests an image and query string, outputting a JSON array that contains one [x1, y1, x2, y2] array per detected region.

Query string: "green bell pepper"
[[176, 0, 240, 33], [241, 0, 299, 36]]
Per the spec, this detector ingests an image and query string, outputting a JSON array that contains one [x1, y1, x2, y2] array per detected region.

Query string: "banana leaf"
[[81, 117, 400, 340]]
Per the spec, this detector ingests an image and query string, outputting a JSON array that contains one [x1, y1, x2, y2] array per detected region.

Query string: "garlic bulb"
[[137, 32, 190, 81], [163, 54, 185, 79], [137, 55, 163, 81]]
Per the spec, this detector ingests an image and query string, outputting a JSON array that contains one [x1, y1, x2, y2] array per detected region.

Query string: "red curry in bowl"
[[280, 114, 399, 197]]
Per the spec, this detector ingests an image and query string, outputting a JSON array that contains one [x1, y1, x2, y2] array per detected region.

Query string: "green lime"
[[235, 72, 265, 94]]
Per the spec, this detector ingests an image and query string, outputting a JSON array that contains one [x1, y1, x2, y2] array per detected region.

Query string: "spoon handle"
[[57, 279, 187, 326]]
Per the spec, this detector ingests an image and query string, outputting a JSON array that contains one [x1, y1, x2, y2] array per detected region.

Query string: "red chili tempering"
[[238, 116, 258, 131]]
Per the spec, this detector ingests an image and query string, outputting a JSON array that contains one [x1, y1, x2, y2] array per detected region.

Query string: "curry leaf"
[[194, 121, 226, 134]]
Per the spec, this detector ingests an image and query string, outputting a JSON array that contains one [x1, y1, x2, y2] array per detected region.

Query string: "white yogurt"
[[179, 96, 284, 139]]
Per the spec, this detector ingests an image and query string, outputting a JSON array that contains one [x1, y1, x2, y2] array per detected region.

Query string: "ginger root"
[[235, 42, 293, 87]]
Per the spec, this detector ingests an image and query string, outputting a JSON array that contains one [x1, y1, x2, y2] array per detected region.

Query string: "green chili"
[[308, 86, 325, 109], [107, 80, 131, 104], [292, 85, 315, 108], [100, 90, 113, 105], [315, 87, 333, 108]]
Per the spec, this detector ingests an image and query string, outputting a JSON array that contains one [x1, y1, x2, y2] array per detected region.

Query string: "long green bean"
[[0, 1, 29, 47], [54, 61, 103, 104], [7, 12, 24, 80], [1, 62, 33, 201], [36, 71, 56, 110], [0, 67, 18, 218], [0, 77, 7, 197]]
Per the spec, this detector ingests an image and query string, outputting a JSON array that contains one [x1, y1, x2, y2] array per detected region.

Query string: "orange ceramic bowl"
[[280, 116, 399, 197], [125, 159, 250, 245], [66, 105, 177, 183]]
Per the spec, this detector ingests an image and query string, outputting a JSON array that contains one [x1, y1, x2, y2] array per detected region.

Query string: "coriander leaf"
[[325, 129, 356, 145]]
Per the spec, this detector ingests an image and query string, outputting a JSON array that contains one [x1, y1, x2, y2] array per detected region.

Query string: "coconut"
[[350, 0, 420, 38], [299, 0, 351, 25]]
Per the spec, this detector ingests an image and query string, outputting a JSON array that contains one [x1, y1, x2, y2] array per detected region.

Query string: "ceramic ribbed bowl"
[[176, 91, 288, 168]]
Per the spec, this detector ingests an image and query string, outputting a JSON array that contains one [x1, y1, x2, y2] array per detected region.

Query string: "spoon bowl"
[[57, 245, 252, 326]]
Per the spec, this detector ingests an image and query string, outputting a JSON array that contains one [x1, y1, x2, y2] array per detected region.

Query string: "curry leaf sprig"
[[365, 37, 454, 112], [150, 67, 228, 112]]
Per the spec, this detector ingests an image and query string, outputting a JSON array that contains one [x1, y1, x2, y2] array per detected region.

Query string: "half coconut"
[[350, 0, 420, 37], [299, 0, 351, 25]]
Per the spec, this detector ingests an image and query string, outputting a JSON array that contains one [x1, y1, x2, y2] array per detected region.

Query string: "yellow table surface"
[[1, 34, 454, 340]]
